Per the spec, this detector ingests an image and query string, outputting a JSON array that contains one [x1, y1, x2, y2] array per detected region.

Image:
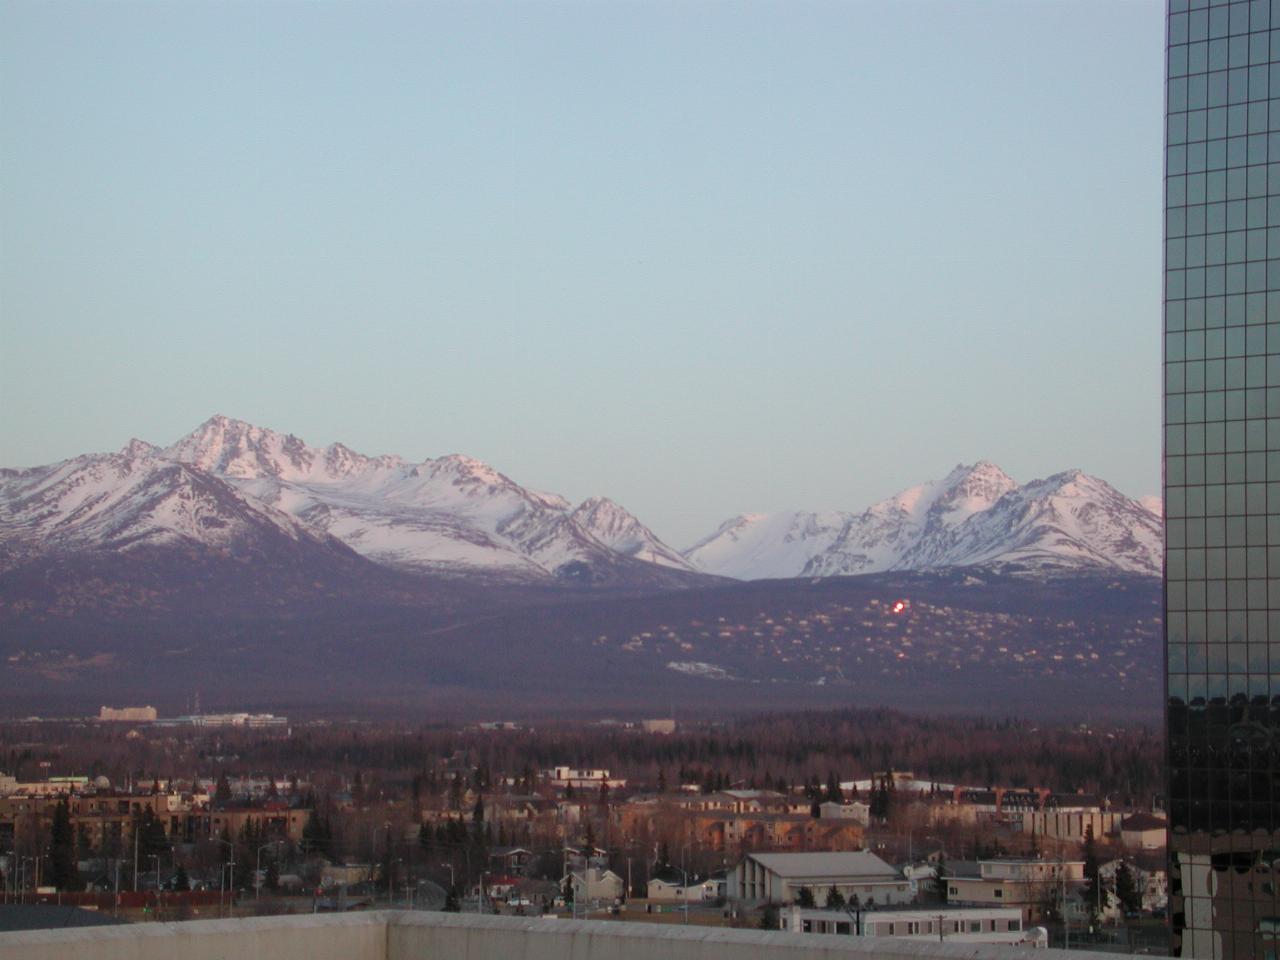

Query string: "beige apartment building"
[[945, 857, 1085, 923]]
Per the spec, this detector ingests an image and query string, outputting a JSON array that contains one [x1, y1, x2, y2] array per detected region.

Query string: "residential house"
[[566, 866, 624, 904]]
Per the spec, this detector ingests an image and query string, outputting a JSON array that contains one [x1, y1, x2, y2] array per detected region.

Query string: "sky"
[[1, 0, 1163, 548]]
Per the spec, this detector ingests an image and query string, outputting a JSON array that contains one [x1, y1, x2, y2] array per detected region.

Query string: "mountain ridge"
[[2, 417, 1160, 586], [684, 462, 1161, 580]]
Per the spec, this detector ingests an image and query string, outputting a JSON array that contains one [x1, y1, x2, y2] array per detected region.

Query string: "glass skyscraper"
[[1165, 2, 1280, 957]]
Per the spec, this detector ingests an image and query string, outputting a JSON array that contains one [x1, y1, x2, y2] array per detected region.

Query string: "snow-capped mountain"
[[1, 422, 1158, 590], [684, 462, 1161, 579], [158, 415, 699, 582], [0, 444, 356, 568], [570, 497, 692, 568], [0, 415, 700, 586]]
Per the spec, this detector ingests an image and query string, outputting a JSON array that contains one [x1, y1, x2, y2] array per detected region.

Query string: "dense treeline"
[[0, 708, 1160, 807]]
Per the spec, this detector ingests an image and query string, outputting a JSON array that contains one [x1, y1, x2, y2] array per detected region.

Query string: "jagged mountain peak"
[[883, 461, 1018, 521], [119, 438, 159, 459], [686, 462, 1159, 580], [429, 453, 508, 486], [0, 450, 350, 568], [572, 495, 629, 519], [570, 495, 650, 542], [321, 441, 402, 477], [944, 459, 1018, 494], [570, 495, 695, 572], [10, 416, 703, 587], [166, 414, 315, 480]]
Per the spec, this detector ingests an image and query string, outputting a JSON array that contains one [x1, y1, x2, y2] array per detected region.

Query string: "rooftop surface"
[[0, 910, 1125, 960], [747, 851, 899, 879]]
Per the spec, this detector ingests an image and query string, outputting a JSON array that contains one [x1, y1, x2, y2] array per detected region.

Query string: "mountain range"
[[1, 415, 1161, 589], [686, 461, 1162, 580], [0, 417, 1164, 720]]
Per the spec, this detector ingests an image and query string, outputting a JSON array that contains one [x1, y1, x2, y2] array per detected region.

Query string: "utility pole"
[[1062, 869, 1069, 951]]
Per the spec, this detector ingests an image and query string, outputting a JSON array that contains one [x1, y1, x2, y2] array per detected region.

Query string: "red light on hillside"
[[891, 601, 907, 614]]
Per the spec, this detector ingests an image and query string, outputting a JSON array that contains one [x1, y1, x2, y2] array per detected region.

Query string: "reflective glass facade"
[[1165, 2, 1280, 957]]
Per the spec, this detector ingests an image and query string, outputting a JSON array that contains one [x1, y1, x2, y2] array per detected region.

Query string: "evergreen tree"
[[932, 855, 949, 903], [759, 902, 780, 930], [302, 810, 331, 858], [49, 798, 83, 891], [810, 796, 821, 819], [265, 858, 280, 892], [140, 808, 169, 858], [825, 771, 844, 803], [870, 778, 892, 821], [214, 772, 232, 805], [444, 886, 461, 912], [795, 886, 815, 908], [174, 864, 191, 892], [825, 885, 846, 910], [1115, 861, 1142, 915]]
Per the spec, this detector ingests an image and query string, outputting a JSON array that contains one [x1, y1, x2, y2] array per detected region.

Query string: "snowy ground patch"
[[666, 661, 737, 681]]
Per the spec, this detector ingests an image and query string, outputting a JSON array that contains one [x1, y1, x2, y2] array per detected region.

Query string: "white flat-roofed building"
[[780, 904, 1040, 947], [728, 851, 910, 906], [818, 800, 870, 824], [548, 767, 626, 790], [98, 705, 157, 722]]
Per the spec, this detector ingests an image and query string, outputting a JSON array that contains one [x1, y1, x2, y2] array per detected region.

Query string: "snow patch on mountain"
[[685, 463, 1160, 580], [0, 447, 341, 568], [570, 497, 694, 570], [144, 415, 694, 581]]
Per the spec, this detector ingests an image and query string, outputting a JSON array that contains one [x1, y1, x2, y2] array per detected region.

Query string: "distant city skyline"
[[1, 0, 1163, 546]]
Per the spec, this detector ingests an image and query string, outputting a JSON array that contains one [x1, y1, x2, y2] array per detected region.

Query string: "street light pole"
[[441, 861, 454, 908], [215, 837, 235, 918], [149, 855, 160, 920], [678, 864, 689, 925], [255, 841, 282, 900]]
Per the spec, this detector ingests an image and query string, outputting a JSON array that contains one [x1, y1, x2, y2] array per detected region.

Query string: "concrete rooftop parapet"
[[0, 910, 387, 960], [0, 909, 1129, 960]]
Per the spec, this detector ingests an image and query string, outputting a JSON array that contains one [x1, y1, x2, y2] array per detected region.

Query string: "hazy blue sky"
[[2, 0, 1162, 547]]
